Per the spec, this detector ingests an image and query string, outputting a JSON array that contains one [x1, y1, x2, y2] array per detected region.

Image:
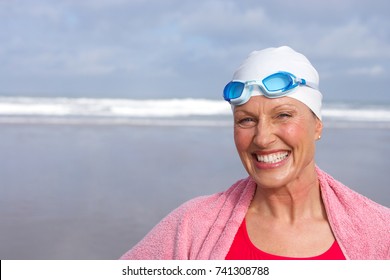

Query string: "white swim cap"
[[231, 46, 323, 120]]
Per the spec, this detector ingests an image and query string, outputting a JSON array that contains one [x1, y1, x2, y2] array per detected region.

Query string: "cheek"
[[234, 128, 252, 152], [282, 125, 302, 142], [282, 122, 316, 157]]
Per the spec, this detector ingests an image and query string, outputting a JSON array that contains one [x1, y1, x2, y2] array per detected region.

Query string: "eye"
[[236, 117, 257, 128], [276, 112, 292, 119]]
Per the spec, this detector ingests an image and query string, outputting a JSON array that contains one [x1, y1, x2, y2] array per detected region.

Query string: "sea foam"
[[0, 97, 389, 127]]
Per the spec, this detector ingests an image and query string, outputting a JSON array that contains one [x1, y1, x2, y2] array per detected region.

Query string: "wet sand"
[[0, 123, 388, 259]]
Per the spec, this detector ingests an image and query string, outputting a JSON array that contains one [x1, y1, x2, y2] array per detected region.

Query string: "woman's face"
[[233, 95, 323, 189]]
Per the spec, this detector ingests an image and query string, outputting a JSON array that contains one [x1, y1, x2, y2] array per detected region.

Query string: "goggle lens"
[[223, 81, 245, 101], [262, 72, 294, 92]]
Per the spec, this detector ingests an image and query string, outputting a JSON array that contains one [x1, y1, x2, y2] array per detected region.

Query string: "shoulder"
[[317, 166, 390, 259], [120, 177, 255, 260], [318, 167, 390, 219], [173, 176, 255, 220]]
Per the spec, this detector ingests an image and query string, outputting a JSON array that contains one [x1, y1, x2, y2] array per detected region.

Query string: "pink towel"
[[120, 167, 390, 260]]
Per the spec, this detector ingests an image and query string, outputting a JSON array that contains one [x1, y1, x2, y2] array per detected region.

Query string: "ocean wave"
[[0, 97, 389, 126], [0, 97, 230, 117]]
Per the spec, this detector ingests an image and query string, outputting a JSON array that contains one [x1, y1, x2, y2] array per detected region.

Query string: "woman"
[[120, 46, 390, 260]]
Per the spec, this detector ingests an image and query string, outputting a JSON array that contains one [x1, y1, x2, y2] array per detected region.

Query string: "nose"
[[253, 119, 277, 148]]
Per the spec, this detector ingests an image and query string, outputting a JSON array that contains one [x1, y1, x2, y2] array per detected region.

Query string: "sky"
[[0, 0, 389, 103]]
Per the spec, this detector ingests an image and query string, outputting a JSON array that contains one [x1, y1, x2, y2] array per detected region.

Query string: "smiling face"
[[233, 95, 323, 190]]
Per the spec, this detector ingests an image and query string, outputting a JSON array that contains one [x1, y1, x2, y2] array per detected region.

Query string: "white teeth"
[[257, 152, 288, 163]]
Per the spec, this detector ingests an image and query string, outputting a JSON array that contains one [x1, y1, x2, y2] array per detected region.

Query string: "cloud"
[[0, 0, 389, 100], [346, 65, 385, 77], [310, 19, 390, 59]]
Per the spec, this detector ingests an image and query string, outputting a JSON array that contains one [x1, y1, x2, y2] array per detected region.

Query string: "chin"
[[249, 162, 297, 189]]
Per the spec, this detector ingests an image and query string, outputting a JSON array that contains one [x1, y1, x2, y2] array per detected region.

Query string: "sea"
[[0, 96, 389, 259]]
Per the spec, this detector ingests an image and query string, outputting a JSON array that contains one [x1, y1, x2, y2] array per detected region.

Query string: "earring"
[[318, 135, 321, 140]]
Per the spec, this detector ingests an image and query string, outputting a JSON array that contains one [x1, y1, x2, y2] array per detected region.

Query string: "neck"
[[249, 170, 325, 223]]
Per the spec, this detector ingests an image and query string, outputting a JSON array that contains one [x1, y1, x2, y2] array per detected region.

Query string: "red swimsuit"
[[226, 219, 346, 260]]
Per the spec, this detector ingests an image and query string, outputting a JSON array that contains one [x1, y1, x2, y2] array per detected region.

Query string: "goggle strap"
[[304, 80, 319, 90], [295, 77, 318, 90], [296, 77, 305, 84]]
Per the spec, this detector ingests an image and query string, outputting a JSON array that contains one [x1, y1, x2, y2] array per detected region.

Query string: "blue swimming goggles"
[[223, 71, 318, 106]]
